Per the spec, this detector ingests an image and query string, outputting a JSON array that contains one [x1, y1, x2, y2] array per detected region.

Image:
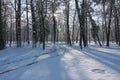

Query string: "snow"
[[0, 43, 120, 80]]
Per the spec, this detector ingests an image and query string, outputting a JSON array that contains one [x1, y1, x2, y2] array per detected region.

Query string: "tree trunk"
[[0, 0, 5, 50], [16, 0, 22, 47], [75, 0, 87, 48], [53, 14, 56, 44], [9, 10, 13, 47], [38, 0, 46, 49], [31, 0, 37, 48], [88, 13, 102, 47], [26, 0, 29, 44], [72, 10, 76, 44], [106, 0, 114, 46], [65, 0, 72, 46]]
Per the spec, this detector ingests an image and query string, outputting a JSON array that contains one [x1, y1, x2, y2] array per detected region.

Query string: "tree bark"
[[16, 0, 22, 47], [65, 0, 72, 46], [26, 0, 29, 44], [0, 0, 5, 49], [75, 0, 87, 48], [106, 0, 115, 46], [72, 10, 76, 44], [31, 0, 37, 48]]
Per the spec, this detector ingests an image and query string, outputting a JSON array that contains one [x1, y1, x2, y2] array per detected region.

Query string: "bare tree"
[[88, 13, 102, 46], [0, 0, 5, 49], [72, 10, 76, 44], [106, 0, 115, 46], [74, 0, 87, 48], [64, 0, 72, 46], [15, 0, 22, 47], [26, 0, 29, 44], [31, 0, 37, 48]]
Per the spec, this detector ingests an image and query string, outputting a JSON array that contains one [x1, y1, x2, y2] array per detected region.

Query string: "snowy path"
[[0, 45, 120, 80], [0, 46, 60, 74]]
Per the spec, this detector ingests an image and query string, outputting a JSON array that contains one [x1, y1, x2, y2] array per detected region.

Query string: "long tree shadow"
[[89, 45, 120, 50], [0, 47, 91, 80], [70, 46, 120, 73]]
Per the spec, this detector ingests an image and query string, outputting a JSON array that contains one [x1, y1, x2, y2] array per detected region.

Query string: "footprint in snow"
[[91, 69, 105, 74]]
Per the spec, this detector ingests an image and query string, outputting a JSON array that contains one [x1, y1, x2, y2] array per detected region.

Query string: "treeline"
[[0, 0, 120, 50]]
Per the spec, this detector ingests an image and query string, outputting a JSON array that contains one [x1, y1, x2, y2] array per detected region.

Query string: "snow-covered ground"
[[0, 43, 120, 80]]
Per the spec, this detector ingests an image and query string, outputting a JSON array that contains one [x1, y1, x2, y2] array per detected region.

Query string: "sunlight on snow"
[[61, 50, 90, 80], [94, 48, 120, 54], [60, 46, 120, 80]]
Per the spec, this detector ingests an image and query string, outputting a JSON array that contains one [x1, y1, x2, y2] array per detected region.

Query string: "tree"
[[9, 8, 13, 47], [26, 0, 30, 44], [72, 10, 76, 44], [31, 0, 37, 48], [0, 0, 5, 50], [106, 0, 115, 46], [51, 0, 57, 44], [74, 0, 87, 48], [16, 0, 22, 47], [113, 4, 120, 46], [88, 13, 102, 46], [37, 0, 48, 49], [47, 0, 61, 44], [64, 0, 72, 46]]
